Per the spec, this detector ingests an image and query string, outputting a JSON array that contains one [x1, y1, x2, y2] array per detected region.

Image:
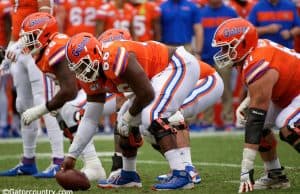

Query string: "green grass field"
[[0, 132, 299, 194]]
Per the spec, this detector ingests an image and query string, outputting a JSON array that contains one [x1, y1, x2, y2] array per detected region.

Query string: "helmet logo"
[[29, 17, 49, 27], [72, 37, 90, 57], [223, 27, 247, 38]]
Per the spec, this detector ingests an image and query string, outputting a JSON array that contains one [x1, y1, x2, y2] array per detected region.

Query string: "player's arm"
[[38, 0, 53, 14], [64, 93, 106, 169], [47, 59, 78, 111], [119, 52, 154, 116], [245, 69, 278, 148]]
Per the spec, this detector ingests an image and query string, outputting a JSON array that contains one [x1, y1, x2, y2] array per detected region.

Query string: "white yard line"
[[0, 152, 298, 170]]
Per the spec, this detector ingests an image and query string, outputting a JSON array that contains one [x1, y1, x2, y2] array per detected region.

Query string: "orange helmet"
[[65, 32, 102, 83], [212, 18, 258, 68], [20, 12, 58, 54], [98, 28, 132, 45]]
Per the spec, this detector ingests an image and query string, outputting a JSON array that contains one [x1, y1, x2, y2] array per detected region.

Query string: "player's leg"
[[157, 72, 224, 184], [98, 98, 142, 188], [23, 55, 64, 178], [254, 102, 291, 190], [0, 55, 38, 176], [142, 47, 200, 190]]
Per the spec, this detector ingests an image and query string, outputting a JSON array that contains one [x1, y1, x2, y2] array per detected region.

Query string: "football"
[[55, 169, 91, 191]]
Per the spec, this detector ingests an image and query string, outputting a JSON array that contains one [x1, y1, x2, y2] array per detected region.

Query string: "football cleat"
[[0, 163, 38, 176], [153, 169, 194, 190], [97, 170, 142, 188], [157, 165, 201, 184], [33, 164, 60, 178], [254, 168, 290, 190]]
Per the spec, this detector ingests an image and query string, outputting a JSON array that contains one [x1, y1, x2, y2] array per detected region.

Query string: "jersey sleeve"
[[102, 43, 129, 80], [243, 48, 271, 85], [47, 34, 69, 67]]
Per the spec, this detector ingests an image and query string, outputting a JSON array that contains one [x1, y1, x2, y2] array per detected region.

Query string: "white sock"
[[264, 158, 281, 171], [43, 113, 64, 159], [22, 120, 38, 158], [178, 147, 192, 166], [123, 156, 136, 171], [164, 149, 185, 170]]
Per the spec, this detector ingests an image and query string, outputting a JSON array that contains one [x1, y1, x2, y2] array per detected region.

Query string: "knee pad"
[[148, 118, 177, 143], [258, 128, 277, 152], [245, 108, 266, 144]]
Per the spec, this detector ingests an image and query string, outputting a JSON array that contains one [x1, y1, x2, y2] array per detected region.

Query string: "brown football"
[[55, 169, 91, 191]]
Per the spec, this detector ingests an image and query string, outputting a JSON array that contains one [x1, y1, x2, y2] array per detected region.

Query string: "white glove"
[[0, 58, 11, 76], [238, 170, 254, 193], [235, 96, 250, 128], [117, 110, 140, 137], [5, 40, 24, 62], [22, 104, 49, 125]]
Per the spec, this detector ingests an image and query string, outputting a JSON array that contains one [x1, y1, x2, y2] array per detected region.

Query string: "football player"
[[130, 0, 161, 41], [13, 12, 107, 181], [0, 0, 65, 178], [63, 32, 200, 190], [96, 0, 135, 36], [212, 18, 299, 192]]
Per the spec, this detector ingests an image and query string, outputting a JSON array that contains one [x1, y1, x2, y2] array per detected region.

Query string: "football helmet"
[[65, 32, 102, 83], [98, 28, 132, 45], [212, 18, 258, 68], [20, 12, 58, 54]]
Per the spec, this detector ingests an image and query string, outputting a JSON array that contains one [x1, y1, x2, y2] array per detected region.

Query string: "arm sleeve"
[[68, 102, 103, 158]]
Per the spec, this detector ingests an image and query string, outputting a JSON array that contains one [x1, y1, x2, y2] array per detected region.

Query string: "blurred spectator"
[[293, 0, 300, 52], [96, 0, 136, 36], [160, 0, 202, 55], [55, 0, 104, 36], [130, 0, 161, 41], [198, 0, 238, 130], [248, 0, 300, 49], [227, 0, 257, 18], [0, 0, 11, 47]]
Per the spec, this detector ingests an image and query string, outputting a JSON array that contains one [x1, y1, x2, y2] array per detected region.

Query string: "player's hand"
[[235, 97, 250, 128], [267, 24, 282, 34], [238, 170, 254, 193], [117, 110, 140, 137], [5, 40, 24, 62], [280, 30, 291, 40], [61, 156, 76, 172], [22, 104, 49, 125]]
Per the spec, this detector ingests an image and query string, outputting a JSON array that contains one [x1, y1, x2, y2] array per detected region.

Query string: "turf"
[[0, 132, 299, 194]]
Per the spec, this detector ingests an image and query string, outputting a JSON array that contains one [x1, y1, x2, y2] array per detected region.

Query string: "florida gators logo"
[[223, 27, 248, 38], [72, 37, 90, 57]]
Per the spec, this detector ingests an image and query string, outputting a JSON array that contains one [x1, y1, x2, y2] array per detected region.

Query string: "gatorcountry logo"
[[72, 37, 90, 57]]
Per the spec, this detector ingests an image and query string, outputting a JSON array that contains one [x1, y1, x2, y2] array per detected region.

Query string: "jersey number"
[[70, 7, 96, 26], [133, 15, 146, 36]]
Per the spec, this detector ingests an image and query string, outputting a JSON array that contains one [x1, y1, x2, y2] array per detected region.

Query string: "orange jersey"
[[242, 39, 300, 108], [132, 2, 160, 41], [97, 2, 135, 31], [58, 0, 103, 36], [0, 1, 11, 46], [10, 0, 39, 41], [227, 0, 257, 19], [80, 40, 169, 95], [36, 33, 69, 78], [199, 60, 215, 79]]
